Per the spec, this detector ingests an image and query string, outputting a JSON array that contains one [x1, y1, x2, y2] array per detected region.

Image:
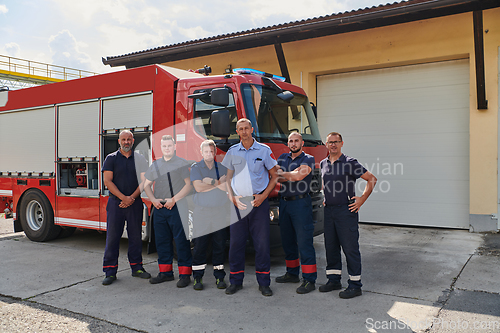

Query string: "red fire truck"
[[0, 65, 326, 247]]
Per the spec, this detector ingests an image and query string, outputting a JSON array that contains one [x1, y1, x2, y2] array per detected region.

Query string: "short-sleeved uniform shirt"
[[144, 155, 190, 199], [221, 140, 277, 197], [320, 153, 367, 206], [102, 150, 148, 197], [277, 151, 315, 197], [190, 160, 228, 207]]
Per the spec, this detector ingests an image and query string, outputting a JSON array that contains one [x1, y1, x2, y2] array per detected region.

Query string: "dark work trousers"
[[152, 201, 192, 277], [279, 195, 317, 282], [192, 206, 228, 280], [229, 197, 271, 286], [103, 197, 144, 277], [324, 204, 362, 289]]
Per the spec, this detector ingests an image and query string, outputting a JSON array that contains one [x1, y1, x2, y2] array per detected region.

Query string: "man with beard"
[[144, 135, 193, 288], [275, 132, 317, 294], [101, 130, 150, 285]]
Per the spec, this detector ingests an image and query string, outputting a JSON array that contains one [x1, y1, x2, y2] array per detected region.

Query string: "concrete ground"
[[1, 214, 499, 332]]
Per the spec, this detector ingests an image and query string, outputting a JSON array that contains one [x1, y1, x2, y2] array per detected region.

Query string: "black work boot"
[[225, 284, 243, 295], [132, 269, 151, 279], [296, 281, 316, 294], [193, 277, 203, 290], [102, 276, 116, 285], [177, 276, 191, 288], [319, 280, 342, 292], [149, 273, 174, 284], [275, 272, 300, 283], [259, 285, 273, 296], [339, 288, 362, 299]]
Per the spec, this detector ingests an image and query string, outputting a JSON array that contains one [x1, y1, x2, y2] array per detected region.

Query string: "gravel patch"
[[0, 295, 143, 333], [0, 217, 144, 332]]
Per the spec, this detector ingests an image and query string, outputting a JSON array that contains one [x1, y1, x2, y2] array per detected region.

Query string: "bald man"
[[101, 130, 150, 285], [275, 132, 317, 294]]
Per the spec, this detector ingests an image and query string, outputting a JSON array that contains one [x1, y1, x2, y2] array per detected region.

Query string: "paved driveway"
[[1, 216, 499, 332]]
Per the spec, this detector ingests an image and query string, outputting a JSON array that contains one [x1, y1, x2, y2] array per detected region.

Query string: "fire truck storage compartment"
[[0, 106, 55, 174], [57, 100, 99, 197], [102, 93, 152, 131], [58, 161, 99, 196], [58, 101, 99, 159]]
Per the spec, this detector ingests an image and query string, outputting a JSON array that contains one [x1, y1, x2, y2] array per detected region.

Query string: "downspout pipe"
[[473, 9, 487, 110]]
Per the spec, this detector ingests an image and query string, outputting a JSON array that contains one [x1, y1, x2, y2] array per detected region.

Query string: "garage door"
[[317, 60, 469, 228]]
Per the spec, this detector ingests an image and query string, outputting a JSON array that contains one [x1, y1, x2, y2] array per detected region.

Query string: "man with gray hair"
[[190, 140, 229, 290], [222, 118, 278, 297], [101, 130, 150, 285], [320, 131, 377, 299]]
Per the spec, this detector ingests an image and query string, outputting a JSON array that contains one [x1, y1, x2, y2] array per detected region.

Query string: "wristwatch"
[[211, 179, 216, 185]]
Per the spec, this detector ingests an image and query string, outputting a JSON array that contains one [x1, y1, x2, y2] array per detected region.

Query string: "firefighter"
[[320, 132, 377, 299], [222, 118, 278, 297], [101, 130, 150, 285], [275, 132, 317, 294], [144, 135, 193, 288], [190, 140, 229, 290]]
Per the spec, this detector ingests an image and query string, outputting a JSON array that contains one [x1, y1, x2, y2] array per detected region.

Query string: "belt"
[[240, 190, 265, 201], [281, 194, 309, 201], [325, 203, 349, 207]]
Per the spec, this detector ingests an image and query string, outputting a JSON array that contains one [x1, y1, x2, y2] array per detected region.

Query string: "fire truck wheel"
[[19, 190, 61, 242]]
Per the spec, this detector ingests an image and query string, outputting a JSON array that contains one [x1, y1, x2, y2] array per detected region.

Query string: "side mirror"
[[0, 87, 8, 107], [211, 109, 231, 138], [211, 88, 229, 107], [262, 77, 294, 102], [277, 91, 294, 102]]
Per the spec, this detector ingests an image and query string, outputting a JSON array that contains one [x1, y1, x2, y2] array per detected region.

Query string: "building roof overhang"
[[102, 0, 500, 69]]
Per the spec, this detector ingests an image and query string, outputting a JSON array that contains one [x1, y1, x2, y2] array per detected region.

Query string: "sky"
[[0, 0, 393, 74]]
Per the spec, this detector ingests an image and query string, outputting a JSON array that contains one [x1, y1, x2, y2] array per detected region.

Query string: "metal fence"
[[0, 55, 98, 81]]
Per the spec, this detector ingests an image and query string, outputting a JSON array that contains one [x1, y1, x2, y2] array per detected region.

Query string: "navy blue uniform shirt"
[[190, 160, 228, 207], [320, 153, 367, 205], [277, 151, 315, 197], [102, 150, 148, 197], [145, 155, 190, 199]]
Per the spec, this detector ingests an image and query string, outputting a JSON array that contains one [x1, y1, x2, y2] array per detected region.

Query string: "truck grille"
[[310, 168, 322, 193]]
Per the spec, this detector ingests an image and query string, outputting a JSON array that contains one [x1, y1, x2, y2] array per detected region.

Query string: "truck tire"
[[19, 190, 60, 242]]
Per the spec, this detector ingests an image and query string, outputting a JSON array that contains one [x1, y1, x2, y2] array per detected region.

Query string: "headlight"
[[269, 208, 279, 221]]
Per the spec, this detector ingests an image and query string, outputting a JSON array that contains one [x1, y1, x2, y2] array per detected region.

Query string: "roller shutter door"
[[102, 93, 152, 130], [0, 107, 55, 173], [317, 60, 469, 228], [58, 101, 99, 159]]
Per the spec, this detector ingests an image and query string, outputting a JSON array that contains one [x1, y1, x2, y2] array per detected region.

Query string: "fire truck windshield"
[[241, 84, 322, 145]]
